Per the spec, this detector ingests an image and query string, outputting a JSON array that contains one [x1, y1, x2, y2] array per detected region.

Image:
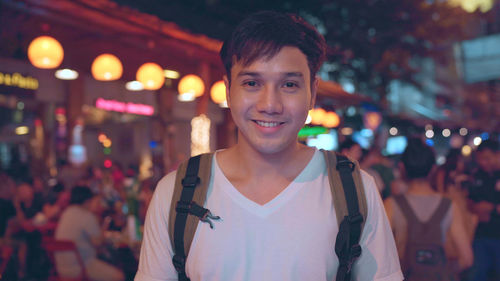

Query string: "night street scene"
[[1, 0, 500, 280]]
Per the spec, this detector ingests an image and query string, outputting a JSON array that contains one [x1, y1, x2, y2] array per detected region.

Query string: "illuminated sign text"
[[0, 72, 38, 90], [95, 98, 154, 116]]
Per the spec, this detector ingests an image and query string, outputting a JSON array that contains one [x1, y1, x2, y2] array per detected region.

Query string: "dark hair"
[[70, 185, 94, 205], [52, 182, 65, 193], [220, 11, 327, 85], [339, 138, 360, 152], [401, 137, 436, 179], [477, 139, 499, 153]]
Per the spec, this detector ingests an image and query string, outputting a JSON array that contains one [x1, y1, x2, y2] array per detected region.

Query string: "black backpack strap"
[[171, 154, 220, 281], [335, 154, 363, 281]]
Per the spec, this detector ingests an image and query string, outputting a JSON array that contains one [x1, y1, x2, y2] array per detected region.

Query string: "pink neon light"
[[95, 98, 154, 116]]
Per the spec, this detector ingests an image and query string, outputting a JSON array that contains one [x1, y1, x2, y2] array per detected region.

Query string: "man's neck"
[[228, 141, 312, 177], [217, 142, 315, 205], [407, 179, 436, 195]]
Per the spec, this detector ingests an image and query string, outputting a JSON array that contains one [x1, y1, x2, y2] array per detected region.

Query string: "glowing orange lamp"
[[178, 74, 205, 101], [210, 80, 226, 105], [91, 54, 123, 81], [28, 36, 64, 69], [136, 63, 165, 90], [322, 111, 340, 128], [310, 108, 326, 125]]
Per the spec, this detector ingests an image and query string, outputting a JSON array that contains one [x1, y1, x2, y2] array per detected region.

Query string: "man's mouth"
[[254, 120, 283, 128]]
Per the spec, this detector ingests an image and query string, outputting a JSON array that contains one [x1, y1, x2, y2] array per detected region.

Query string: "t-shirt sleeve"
[[84, 208, 101, 239], [352, 171, 404, 281], [135, 171, 179, 281]]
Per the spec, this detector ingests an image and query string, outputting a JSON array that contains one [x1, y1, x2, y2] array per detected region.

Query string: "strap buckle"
[[176, 201, 193, 213], [181, 176, 200, 188], [340, 244, 362, 274], [172, 254, 186, 273], [350, 244, 362, 259], [347, 213, 363, 224], [336, 159, 355, 172]]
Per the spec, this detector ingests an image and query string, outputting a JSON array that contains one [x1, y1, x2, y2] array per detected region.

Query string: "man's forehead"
[[232, 46, 308, 66]]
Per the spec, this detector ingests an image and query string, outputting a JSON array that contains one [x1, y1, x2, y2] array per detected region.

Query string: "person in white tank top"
[[384, 138, 473, 278]]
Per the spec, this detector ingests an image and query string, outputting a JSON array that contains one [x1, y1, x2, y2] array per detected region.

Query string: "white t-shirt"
[[135, 149, 403, 281], [55, 205, 100, 273]]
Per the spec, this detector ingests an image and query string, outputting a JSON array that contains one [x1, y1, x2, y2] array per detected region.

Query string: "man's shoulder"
[[154, 169, 179, 197], [359, 169, 378, 196]]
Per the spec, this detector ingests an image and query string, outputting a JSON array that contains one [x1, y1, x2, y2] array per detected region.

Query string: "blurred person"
[[0, 169, 16, 237], [467, 139, 500, 281], [338, 137, 363, 162], [361, 147, 396, 199], [433, 149, 478, 271], [42, 182, 71, 223], [137, 177, 155, 224], [136, 11, 402, 281], [435, 149, 468, 194], [6, 182, 49, 280], [55, 185, 124, 281], [85, 166, 104, 195], [384, 138, 473, 280], [12, 182, 44, 226], [101, 169, 121, 207], [360, 148, 385, 194], [111, 163, 125, 191]]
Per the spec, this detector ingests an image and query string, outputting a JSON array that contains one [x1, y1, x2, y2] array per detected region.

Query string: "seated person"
[[55, 185, 124, 281]]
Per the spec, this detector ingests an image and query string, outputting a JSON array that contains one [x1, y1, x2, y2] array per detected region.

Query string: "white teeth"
[[256, 121, 280, 127]]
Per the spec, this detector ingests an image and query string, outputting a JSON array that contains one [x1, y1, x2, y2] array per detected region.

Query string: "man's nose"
[[255, 85, 283, 114]]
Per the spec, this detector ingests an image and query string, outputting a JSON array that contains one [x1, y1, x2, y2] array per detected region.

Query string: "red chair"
[[42, 238, 89, 281], [0, 245, 13, 279]]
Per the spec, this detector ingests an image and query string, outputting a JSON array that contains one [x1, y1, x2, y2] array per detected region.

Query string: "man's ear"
[[223, 75, 230, 108], [310, 76, 319, 109]]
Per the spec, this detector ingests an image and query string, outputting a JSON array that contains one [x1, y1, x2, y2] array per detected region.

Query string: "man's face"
[[225, 46, 317, 155], [476, 149, 497, 173]]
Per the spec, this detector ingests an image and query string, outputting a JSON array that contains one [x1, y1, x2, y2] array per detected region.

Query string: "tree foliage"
[[117, 0, 480, 102]]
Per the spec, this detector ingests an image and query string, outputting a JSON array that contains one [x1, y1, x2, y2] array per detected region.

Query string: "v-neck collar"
[[213, 149, 321, 218]]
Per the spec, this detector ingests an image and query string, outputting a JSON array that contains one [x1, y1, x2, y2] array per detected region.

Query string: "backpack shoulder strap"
[[322, 150, 367, 281], [168, 152, 216, 281], [425, 197, 452, 227], [323, 150, 367, 229], [393, 195, 419, 223]]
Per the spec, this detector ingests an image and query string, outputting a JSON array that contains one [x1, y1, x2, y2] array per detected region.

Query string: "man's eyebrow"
[[283, 72, 304, 78], [236, 71, 261, 78]]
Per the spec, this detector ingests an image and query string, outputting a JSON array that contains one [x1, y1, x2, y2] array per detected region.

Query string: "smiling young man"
[[135, 11, 403, 281]]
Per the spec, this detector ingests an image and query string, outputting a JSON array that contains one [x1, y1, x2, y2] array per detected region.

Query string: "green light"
[[103, 147, 111, 155], [298, 126, 328, 138]]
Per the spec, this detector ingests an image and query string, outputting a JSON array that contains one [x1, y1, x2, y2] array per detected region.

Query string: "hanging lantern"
[[322, 111, 340, 128], [27, 36, 64, 69], [136, 63, 164, 90], [363, 111, 382, 131], [310, 108, 326, 125], [178, 74, 205, 101], [210, 80, 227, 106], [91, 54, 122, 81]]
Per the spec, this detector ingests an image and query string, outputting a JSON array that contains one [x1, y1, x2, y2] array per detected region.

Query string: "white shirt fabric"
[[56, 205, 100, 263], [135, 149, 403, 281]]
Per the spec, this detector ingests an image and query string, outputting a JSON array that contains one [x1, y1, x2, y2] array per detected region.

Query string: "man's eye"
[[283, 82, 298, 88], [244, 81, 258, 87]]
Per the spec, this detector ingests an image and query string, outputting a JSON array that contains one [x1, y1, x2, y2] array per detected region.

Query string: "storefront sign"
[[0, 72, 38, 90], [95, 97, 154, 116]]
